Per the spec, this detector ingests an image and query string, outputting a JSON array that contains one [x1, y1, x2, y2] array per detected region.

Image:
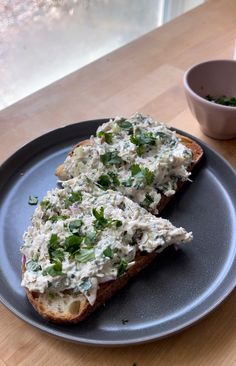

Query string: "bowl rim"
[[183, 59, 236, 111]]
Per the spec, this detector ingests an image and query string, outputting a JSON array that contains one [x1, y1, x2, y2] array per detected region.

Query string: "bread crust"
[[24, 251, 157, 323], [24, 133, 203, 324]]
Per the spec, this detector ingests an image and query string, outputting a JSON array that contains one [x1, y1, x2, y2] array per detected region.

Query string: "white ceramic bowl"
[[184, 60, 236, 140]]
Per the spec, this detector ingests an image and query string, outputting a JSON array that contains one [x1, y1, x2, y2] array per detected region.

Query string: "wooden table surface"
[[0, 0, 236, 365]]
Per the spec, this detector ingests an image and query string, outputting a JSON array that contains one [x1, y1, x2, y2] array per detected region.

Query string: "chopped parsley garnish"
[[83, 231, 97, 246], [117, 119, 133, 133], [96, 175, 111, 189], [50, 248, 64, 262], [69, 219, 83, 234], [130, 130, 156, 155], [143, 193, 154, 207], [130, 164, 142, 176], [100, 151, 123, 166], [92, 207, 107, 230], [115, 220, 122, 227], [43, 260, 63, 277], [130, 164, 155, 186], [64, 191, 82, 208], [206, 94, 236, 106], [103, 245, 114, 259], [141, 167, 155, 185], [96, 172, 120, 190], [26, 260, 41, 272], [48, 234, 60, 262], [92, 207, 122, 230], [117, 258, 128, 277], [64, 235, 83, 255], [97, 131, 113, 144], [28, 195, 38, 205], [75, 248, 95, 263]]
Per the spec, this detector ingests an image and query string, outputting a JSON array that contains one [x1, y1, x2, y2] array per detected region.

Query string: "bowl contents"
[[206, 95, 236, 107]]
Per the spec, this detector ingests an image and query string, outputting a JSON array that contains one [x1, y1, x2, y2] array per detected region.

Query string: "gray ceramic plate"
[[0, 120, 235, 346]]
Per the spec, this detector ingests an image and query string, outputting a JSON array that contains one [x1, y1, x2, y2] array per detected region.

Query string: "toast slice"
[[55, 114, 203, 215], [21, 178, 192, 323], [23, 251, 164, 323], [22, 114, 203, 324]]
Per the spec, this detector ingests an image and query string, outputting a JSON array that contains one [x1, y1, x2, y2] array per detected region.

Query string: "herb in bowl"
[[206, 94, 236, 106]]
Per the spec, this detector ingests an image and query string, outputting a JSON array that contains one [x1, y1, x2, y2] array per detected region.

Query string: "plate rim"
[[0, 119, 236, 346]]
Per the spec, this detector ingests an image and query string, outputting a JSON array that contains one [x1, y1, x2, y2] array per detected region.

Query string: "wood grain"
[[0, 0, 236, 365]]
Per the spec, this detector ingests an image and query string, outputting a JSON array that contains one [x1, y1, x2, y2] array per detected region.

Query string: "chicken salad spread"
[[63, 113, 193, 214], [21, 178, 192, 305]]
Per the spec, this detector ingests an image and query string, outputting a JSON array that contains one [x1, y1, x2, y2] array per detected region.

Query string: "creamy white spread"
[[21, 178, 192, 305], [63, 113, 193, 213]]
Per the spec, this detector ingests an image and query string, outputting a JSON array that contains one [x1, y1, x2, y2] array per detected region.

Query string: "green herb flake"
[[69, 219, 83, 234], [92, 207, 108, 230], [103, 246, 113, 259], [26, 260, 41, 272], [143, 168, 155, 185], [100, 151, 123, 166], [117, 258, 128, 277], [97, 131, 113, 144], [115, 220, 122, 228], [43, 260, 63, 277], [143, 193, 154, 207], [117, 119, 133, 133], [64, 235, 83, 255], [83, 231, 97, 246], [97, 172, 120, 190], [75, 248, 95, 263], [130, 164, 155, 186], [130, 164, 142, 176], [28, 195, 38, 205], [92, 207, 123, 230], [48, 234, 60, 262], [51, 248, 64, 262], [96, 174, 111, 189], [65, 191, 82, 208], [136, 145, 145, 156], [108, 172, 120, 186], [206, 94, 236, 106], [130, 130, 156, 155]]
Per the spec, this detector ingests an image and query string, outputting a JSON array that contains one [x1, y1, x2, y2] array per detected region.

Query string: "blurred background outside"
[[0, 0, 204, 110]]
